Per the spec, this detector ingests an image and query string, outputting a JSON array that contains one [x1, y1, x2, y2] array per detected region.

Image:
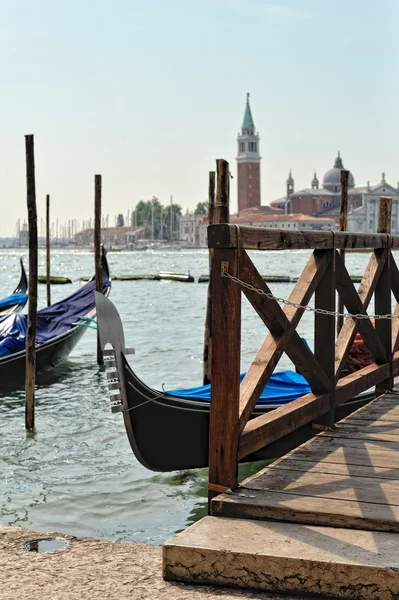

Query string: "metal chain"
[[222, 272, 398, 320]]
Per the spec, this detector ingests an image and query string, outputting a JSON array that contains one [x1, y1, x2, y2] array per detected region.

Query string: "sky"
[[0, 0, 398, 236]]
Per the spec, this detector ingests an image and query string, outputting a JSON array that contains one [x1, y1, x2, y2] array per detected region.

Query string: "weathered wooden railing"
[[207, 205, 399, 506]]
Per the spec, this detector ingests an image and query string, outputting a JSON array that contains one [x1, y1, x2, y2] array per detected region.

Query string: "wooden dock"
[[164, 389, 399, 599], [164, 206, 399, 599]]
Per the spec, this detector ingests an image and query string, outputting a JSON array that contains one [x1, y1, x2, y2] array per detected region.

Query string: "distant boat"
[[0, 259, 28, 316], [95, 293, 374, 472]]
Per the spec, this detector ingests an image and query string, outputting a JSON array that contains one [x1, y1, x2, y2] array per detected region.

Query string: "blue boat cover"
[[0, 293, 28, 310], [0, 279, 110, 358], [165, 370, 311, 406]]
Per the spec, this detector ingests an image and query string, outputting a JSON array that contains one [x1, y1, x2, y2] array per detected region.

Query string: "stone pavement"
[[0, 525, 326, 600]]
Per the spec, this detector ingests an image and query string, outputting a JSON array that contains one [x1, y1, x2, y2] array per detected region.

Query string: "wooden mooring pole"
[[337, 170, 349, 334], [94, 174, 103, 366], [203, 171, 216, 385], [25, 134, 38, 430], [46, 194, 51, 306], [203, 160, 230, 386]]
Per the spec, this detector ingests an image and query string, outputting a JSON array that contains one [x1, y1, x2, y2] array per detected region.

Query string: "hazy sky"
[[1, 0, 398, 235]]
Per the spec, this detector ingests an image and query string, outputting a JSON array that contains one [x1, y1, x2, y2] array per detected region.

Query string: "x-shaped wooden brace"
[[335, 249, 388, 380], [237, 248, 332, 435]]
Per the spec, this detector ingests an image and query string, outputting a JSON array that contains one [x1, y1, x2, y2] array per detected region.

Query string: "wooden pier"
[[164, 207, 399, 599]]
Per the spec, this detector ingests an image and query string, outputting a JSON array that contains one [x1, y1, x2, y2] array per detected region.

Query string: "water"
[[0, 247, 377, 544]]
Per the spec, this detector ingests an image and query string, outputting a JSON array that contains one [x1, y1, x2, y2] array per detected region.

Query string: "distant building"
[[270, 153, 399, 232], [179, 212, 207, 246], [74, 226, 144, 247], [237, 94, 262, 212], [347, 174, 399, 233], [19, 223, 29, 247]]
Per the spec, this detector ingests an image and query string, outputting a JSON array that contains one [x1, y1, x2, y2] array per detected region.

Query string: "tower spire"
[[242, 93, 255, 132], [236, 93, 261, 212]]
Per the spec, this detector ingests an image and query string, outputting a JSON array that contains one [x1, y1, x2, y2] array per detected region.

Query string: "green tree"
[[194, 201, 208, 215]]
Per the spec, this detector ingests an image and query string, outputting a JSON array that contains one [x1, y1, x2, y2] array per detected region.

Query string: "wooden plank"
[[314, 249, 335, 426], [265, 458, 399, 480], [238, 392, 330, 461], [334, 250, 387, 379], [320, 426, 399, 443], [208, 247, 241, 504], [279, 436, 399, 467], [207, 223, 238, 249], [238, 250, 330, 432], [207, 225, 399, 250], [241, 467, 399, 505], [335, 251, 388, 363], [212, 488, 399, 532]]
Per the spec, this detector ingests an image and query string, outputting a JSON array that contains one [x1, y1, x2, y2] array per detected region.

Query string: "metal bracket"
[[221, 261, 229, 275]]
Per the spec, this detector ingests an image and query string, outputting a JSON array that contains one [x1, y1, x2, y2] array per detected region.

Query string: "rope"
[[222, 272, 398, 320]]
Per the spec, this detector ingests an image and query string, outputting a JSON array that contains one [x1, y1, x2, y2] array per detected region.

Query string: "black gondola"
[[0, 254, 110, 389], [0, 259, 28, 316], [95, 293, 375, 473]]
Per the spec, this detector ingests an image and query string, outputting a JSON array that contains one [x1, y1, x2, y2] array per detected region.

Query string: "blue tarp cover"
[[166, 370, 311, 406], [0, 293, 27, 310], [0, 280, 110, 358]]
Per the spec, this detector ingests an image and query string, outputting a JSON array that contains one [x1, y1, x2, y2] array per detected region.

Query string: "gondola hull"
[[0, 325, 87, 389], [96, 293, 376, 473], [119, 354, 373, 472]]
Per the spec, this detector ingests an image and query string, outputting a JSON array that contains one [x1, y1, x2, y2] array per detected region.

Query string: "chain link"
[[222, 272, 398, 320]]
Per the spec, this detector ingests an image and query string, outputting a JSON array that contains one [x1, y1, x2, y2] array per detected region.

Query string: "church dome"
[[322, 152, 355, 188]]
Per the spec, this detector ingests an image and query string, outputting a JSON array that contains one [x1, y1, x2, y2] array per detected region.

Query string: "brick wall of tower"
[[238, 162, 261, 212]]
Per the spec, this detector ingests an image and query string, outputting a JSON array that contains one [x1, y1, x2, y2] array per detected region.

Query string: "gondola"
[[0, 259, 28, 316], [95, 293, 375, 473], [0, 253, 110, 388]]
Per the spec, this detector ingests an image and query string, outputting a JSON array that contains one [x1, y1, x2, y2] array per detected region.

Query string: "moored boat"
[[0, 259, 28, 316], [95, 293, 375, 472], [0, 253, 111, 389]]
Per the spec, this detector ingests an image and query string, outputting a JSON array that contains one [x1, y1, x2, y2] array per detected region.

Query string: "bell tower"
[[237, 93, 261, 213]]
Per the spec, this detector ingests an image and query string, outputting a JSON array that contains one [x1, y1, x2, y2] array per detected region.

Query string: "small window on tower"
[[239, 142, 245, 152]]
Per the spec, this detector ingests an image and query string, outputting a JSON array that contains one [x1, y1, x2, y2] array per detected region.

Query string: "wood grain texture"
[[208, 247, 241, 503], [207, 225, 399, 250], [314, 249, 335, 426]]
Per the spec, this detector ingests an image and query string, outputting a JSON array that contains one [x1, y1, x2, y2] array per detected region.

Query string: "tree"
[[131, 198, 182, 240], [194, 201, 208, 215]]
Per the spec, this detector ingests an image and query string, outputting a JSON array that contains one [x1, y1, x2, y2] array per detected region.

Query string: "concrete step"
[[163, 515, 399, 600]]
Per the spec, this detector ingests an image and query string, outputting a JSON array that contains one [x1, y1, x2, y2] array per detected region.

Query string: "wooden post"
[[208, 243, 241, 512], [213, 159, 230, 224], [375, 196, 393, 393], [313, 249, 336, 428], [94, 174, 103, 366], [203, 171, 216, 385], [337, 170, 349, 334], [25, 134, 38, 430], [46, 194, 51, 306]]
